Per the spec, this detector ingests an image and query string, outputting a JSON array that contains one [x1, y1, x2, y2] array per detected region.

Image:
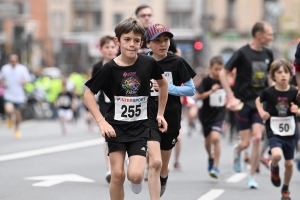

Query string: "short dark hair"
[[135, 4, 152, 16], [114, 17, 145, 41], [99, 35, 115, 48], [269, 59, 293, 82], [210, 55, 224, 67], [251, 21, 268, 37]]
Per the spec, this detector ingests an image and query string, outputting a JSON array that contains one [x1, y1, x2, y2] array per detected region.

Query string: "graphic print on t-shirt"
[[251, 61, 268, 88], [276, 97, 289, 117], [121, 72, 141, 95]]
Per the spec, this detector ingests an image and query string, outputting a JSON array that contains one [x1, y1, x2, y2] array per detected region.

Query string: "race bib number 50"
[[114, 96, 148, 122], [270, 116, 295, 136]]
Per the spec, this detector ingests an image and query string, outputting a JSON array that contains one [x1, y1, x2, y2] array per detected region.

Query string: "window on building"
[[169, 12, 191, 29], [0, 20, 3, 32], [51, 11, 65, 29], [74, 12, 86, 31], [93, 12, 102, 30], [226, 0, 236, 29], [113, 13, 123, 26]]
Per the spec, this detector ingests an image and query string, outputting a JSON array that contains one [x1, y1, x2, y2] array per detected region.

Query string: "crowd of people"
[[2, 4, 300, 200]]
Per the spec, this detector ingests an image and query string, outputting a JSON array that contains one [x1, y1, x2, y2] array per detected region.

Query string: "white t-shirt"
[[0, 63, 31, 103]]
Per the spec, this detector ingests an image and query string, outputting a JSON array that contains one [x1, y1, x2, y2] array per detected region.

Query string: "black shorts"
[[107, 138, 148, 157], [148, 129, 179, 151], [269, 136, 296, 160], [235, 106, 263, 131], [202, 121, 223, 138]]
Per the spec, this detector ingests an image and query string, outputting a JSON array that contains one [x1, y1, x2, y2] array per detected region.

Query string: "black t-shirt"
[[85, 54, 164, 142], [259, 86, 298, 139], [148, 53, 196, 133], [57, 92, 73, 109], [225, 44, 274, 109], [92, 60, 111, 115], [197, 76, 226, 124]]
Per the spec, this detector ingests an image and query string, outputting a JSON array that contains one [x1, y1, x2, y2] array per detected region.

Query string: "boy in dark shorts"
[[92, 35, 118, 183], [145, 23, 196, 198], [84, 17, 168, 200], [196, 56, 226, 178], [256, 59, 299, 200]]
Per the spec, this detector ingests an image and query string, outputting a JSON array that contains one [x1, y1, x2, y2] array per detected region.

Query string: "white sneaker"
[[126, 158, 143, 194]]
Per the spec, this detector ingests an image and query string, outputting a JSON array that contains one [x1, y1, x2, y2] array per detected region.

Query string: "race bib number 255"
[[114, 96, 148, 122]]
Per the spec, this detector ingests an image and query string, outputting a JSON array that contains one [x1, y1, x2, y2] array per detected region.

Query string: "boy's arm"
[[168, 79, 196, 96], [197, 90, 212, 100], [255, 97, 264, 114], [84, 88, 116, 137], [156, 75, 168, 133]]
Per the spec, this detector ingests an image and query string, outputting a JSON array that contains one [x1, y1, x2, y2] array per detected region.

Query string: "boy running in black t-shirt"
[[91, 35, 118, 184], [84, 17, 168, 200], [256, 59, 300, 200], [196, 56, 226, 178], [145, 23, 196, 198]]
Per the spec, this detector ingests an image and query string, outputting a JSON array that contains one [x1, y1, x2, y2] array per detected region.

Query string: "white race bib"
[[150, 79, 159, 96], [150, 72, 173, 97], [164, 71, 173, 84], [103, 93, 111, 103], [114, 96, 148, 122], [270, 116, 295, 136], [209, 89, 226, 107]]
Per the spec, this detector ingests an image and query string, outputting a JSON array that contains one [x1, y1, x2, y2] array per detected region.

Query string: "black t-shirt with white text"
[[259, 86, 298, 139], [57, 92, 73, 109], [85, 54, 164, 142], [92, 60, 111, 115], [148, 53, 196, 133], [197, 76, 226, 124], [226, 44, 274, 108]]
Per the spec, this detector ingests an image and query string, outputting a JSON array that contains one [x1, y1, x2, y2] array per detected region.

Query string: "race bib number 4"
[[114, 96, 148, 122], [270, 116, 295, 136], [150, 72, 173, 97], [209, 89, 226, 107]]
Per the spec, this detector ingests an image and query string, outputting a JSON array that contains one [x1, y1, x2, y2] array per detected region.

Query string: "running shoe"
[[270, 162, 281, 187], [160, 176, 168, 197], [247, 177, 258, 189], [233, 146, 242, 172], [296, 156, 300, 172], [281, 190, 291, 200], [105, 169, 111, 183], [126, 159, 143, 194], [14, 130, 21, 139], [208, 158, 214, 172], [209, 167, 219, 179], [174, 162, 182, 171]]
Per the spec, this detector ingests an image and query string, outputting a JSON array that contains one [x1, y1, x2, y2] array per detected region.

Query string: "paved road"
[[1, 118, 300, 200]]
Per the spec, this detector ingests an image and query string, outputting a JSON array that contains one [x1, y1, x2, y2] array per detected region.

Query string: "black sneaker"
[[270, 163, 281, 187], [160, 176, 168, 197], [281, 190, 291, 200]]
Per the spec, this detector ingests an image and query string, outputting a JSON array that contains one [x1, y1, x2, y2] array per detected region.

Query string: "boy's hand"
[[290, 102, 298, 113], [211, 84, 220, 92], [157, 115, 168, 133], [259, 111, 270, 121], [97, 120, 116, 138], [153, 80, 159, 91]]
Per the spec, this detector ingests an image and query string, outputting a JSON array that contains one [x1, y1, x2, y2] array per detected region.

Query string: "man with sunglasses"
[[135, 4, 182, 56]]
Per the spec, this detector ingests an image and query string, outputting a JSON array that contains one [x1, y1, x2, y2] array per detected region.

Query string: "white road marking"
[[197, 189, 225, 200], [25, 174, 94, 187], [226, 173, 247, 183], [0, 138, 104, 162]]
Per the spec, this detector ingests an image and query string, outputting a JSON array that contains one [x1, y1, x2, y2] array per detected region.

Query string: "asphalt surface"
[[1, 117, 300, 200]]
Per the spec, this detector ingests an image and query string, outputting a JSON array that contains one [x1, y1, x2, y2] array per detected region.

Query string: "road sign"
[[25, 174, 94, 187]]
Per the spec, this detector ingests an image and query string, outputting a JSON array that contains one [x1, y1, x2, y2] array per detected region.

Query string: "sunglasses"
[[138, 14, 152, 18]]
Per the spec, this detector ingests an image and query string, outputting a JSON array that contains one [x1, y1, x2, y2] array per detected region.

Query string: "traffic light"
[[194, 41, 203, 51]]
